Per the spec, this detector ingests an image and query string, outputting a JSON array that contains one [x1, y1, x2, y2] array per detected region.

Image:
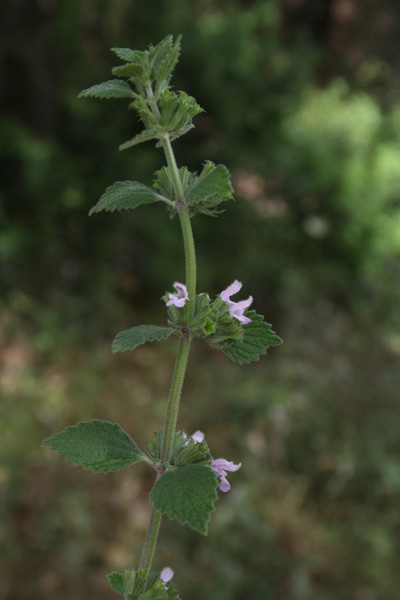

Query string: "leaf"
[[155, 36, 181, 84], [150, 465, 218, 535], [78, 80, 135, 100], [186, 163, 233, 205], [222, 311, 282, 364], [119, 128, 161, 150], [111, 47, 139, 62], [42, 420, 145, 473], [138, 580, 168, 600], [89, 181, 161, 215], [107, 572, 125, 596], [112, 325, 174, 353], [112, 63, 144, 79]]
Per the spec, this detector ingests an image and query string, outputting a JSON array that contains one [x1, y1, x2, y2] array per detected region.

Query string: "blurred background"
[[1, 1, 400, 599]]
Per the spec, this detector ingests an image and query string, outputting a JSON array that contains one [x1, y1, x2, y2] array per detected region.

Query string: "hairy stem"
[[138, 135, 197, 574]]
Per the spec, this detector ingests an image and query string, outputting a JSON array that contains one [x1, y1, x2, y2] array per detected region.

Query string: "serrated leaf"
[[112, 325, 174, 353], [186, 163, 233, 205], [89, 181, 161, 215], [119, 128, 161, 150], [138, 580, 168, 600], [150, 465, 218, 535], [222, 311, 282, 364], [155, 36, 181, 84], [78, 80, 135, 100], [111, 47, 140, 62], [112, 63, 144, 79], [107, 572, 125, 596], [42, 420, 144, 473]]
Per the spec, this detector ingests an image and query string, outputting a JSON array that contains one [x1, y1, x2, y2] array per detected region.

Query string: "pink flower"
[[160, 567, 174, 588], [191, 430, 204, 443], [220, 280, 252, 325], [166, 282, 188, 308], [211, 458, 241, 492], [183, 430, 204, 447]]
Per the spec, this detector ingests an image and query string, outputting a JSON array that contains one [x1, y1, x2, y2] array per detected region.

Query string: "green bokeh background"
[[1, 1, 400, 599]]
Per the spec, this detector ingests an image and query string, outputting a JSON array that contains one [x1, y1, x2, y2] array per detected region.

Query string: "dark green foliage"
[[221, 311, 283, 364], [112, 325, 174, 353], [89, 181, 163, 215], [42, 420, 145, 473], [150, 465, 218, 534]]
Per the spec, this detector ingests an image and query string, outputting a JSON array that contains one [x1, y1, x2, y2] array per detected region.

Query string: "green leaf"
[[42, 420, 144, 473], [186, 163, 233, 205], [89, 181, 161, 215], [112, 63, 144, 79], [150, 465, 218, 535], [111, 47, 139, 62], [119, 128, 161, 150], [138, 580, 168, 600], [112, 325, 174, 353], [155, 36, 181, 85], [222, 311, 282, 364], [78, 80, 135, 100], [107, 572, 125, 596]]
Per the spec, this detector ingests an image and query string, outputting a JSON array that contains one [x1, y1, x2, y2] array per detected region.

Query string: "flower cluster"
[[165, 280, 252, 324]]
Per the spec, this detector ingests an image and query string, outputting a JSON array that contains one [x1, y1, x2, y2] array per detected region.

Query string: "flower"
[[160, 567, 174, 588], [166, 282, 188, 308], [183, 430, 204, 447], [191, 430, 205, 443], [220, 280, 252, 324], [211, 458, 241, 492]]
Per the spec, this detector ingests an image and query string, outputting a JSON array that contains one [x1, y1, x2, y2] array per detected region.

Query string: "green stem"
[[138, 135, 197, 574], [139, 507, 162, 571], [163, 135, 197, 318]]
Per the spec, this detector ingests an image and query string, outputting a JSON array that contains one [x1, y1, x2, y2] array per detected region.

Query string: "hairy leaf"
[[78, 80, 135, 100], [89, 181, 161, 215], [111, 47, 139, 62], [112, 325, 174, 353], [222, 311, 282, 364], [138, 580, 168, 600], [107, 572, 125, 596], [155, 36, 181, 84], [119, 128, 161, 150], [42, 420, 144, 473], [150, 465, 218, 534], [112, 63, 144, 79], [186, 163, 233, 205]]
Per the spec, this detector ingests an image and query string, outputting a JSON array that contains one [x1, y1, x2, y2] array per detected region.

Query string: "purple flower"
[[211, 458, 241, 492], [220, 280, 253, 325], [166, 282, 188, 308], [160, 567, 174, 588]]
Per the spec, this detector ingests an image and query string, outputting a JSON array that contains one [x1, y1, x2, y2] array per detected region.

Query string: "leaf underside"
[[222, 311, 283, 364], [89, 181, 161, 215], [112, 325, 174, 353], [42, 420, 144, 473], [150, 464, 218, 535]]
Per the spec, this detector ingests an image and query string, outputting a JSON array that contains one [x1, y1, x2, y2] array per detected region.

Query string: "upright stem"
[[138, 135, 197, 573]]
